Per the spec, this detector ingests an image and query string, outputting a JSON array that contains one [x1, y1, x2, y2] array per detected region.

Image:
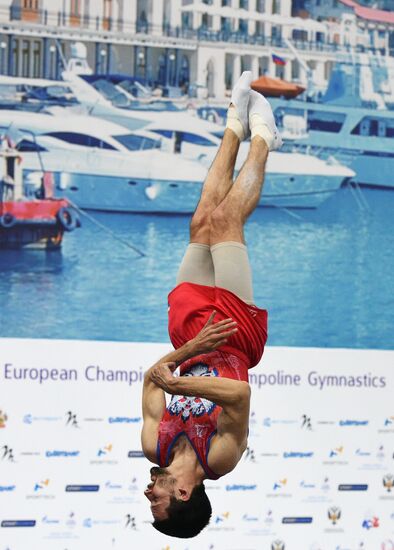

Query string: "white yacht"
[[0, 110, 213, 213], [142, 114, 355, 208], [1, 108, 355, 211]]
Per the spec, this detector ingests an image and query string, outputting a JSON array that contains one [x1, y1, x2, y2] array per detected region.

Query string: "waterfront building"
[[297, 0, 394, 53], [0, 0, 392, 99]]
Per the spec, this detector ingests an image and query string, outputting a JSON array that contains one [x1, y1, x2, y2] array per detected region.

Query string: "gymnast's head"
[[145, 466, 212, 537]]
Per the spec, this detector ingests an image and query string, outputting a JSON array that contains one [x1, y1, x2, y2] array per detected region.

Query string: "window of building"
[[221, 17, 232, 32], [23, 0, 39, 9], [271, 25, 281, 43], [103, 0, 112, 30], [275, 64, 284, 78], [181, 12, 193, 29], [11, 40, 19, 77], [20, 0, 40, 22], [222, 0, 231, 6], [272, 0, 281, 14], [45, 132, 117, 150], [117, 0, 124, 30], [22, 40, 30, 77], [291, 59, 300, 79], [70, 0, 80, 16], [255, 21, 264, 36], [137, 6, 148, 32], [83, 0, 90, 25], [292, 29, 308, 41], [240, 0, 249, 9], [256, 0, 265, 12], [33, 40, 41, 78], [104, 0, 112, 18], [201, 13, 209, 28], [239, 19, 248, 33], [307, 60, 317, 71], [259, 56, 269, 75], [163, 0, 171, 28]]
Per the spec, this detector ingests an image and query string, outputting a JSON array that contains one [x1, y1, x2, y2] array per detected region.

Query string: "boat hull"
[[44, 171, 343, 212], [0, 199, 79, 249], [0, 222, 63, 249], [285, 144, 394, 190]]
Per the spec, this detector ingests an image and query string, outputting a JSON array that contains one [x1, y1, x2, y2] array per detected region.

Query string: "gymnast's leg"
[[209, 90, 282, 304], [176, 72, 253, 287]]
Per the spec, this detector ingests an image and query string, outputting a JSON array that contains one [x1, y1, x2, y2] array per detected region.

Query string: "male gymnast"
[[141, 71, 282, 538]]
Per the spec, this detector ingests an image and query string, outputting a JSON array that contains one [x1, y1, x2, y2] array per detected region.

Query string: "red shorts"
[[168, 282, 268, 368]]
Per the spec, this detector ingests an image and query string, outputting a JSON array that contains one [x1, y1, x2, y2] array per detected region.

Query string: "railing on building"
[[136, 20, 151, 34], [9, 6, 118, 33], [5, 7, 392, 58]]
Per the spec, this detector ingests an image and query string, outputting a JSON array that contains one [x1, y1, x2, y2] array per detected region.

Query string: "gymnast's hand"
[[149, 362, 178, 393], [190, 311, 238, 355]]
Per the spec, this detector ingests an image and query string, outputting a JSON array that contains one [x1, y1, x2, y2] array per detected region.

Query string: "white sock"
[[226, 105, 245, 141], [250, 114, 275, 149], [226, 71, 253, 141]]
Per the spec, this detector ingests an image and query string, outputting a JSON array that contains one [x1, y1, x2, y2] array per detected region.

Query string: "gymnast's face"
[[144, 466, 176, 520]]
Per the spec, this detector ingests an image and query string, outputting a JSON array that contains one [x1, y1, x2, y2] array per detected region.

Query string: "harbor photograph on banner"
[[0, 0, 393, 549]]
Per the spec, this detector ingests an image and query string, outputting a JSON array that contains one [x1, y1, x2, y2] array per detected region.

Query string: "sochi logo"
[[383, 474, 394, 492], [328, 506, 341, 525], [0, 410, 8, 428]]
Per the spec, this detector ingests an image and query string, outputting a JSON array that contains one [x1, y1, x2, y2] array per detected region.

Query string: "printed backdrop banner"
[[0, 338, 393, 550]]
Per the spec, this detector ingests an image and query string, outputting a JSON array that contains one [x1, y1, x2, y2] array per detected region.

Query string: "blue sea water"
[[0, 187, 393, 349]]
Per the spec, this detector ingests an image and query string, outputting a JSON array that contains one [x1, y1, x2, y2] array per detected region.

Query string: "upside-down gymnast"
[[141, 71, 282, 538]]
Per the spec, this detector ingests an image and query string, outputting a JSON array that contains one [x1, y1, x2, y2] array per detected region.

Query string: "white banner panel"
[[0, 339, 393, 550]]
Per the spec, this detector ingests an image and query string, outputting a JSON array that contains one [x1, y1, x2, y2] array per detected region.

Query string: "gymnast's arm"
[[141, 344, 198, 463], [141, 312, 238, 462]]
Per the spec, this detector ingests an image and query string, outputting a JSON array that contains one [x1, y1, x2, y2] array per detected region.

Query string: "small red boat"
[[252, 75, 305, 99], [0, 147, 80, 249]]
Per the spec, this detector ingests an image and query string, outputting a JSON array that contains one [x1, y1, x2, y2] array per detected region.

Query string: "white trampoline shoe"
[[248, 89, 282, 151]]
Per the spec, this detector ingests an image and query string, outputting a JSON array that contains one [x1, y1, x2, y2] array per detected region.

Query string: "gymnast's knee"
[[190, 210, 211, 242], [210, 206, 242, 243]]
